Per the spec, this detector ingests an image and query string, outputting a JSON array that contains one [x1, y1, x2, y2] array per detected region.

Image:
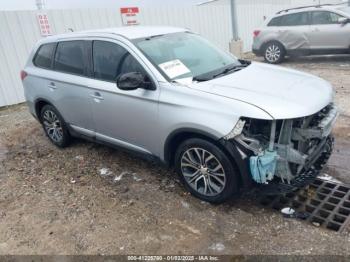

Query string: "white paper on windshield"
[[158, 59, 191, 79]]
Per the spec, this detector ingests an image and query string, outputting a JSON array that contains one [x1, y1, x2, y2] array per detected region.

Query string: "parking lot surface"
[[0, 55, 350, 255]]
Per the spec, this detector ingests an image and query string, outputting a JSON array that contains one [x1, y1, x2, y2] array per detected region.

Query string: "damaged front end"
[[229, 103, 338, 192]]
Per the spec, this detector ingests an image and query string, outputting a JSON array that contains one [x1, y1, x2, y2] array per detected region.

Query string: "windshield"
[[133, 32, 241, 82]]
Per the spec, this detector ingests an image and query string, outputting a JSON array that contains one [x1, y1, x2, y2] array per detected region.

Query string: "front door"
[[88, 40, 160, 155], [308, 11, 350, 50]]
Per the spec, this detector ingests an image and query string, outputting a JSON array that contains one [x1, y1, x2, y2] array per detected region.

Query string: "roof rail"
[[276, 2, 347, 15]]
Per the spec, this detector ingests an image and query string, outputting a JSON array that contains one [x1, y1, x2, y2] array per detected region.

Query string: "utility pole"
[[230, 0, 238, 41], [35, 0, 46, 10], [197, 0, 238, 41], [196, 0, 242, 57]]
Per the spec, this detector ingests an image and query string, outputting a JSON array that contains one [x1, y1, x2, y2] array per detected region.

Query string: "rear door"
[[308, 11, 350, 49], [51, 40, 94, 136], [274, 12, 311, 50]]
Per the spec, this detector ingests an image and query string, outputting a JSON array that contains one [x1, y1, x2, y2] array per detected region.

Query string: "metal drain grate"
[[259, 178, 350, 232]]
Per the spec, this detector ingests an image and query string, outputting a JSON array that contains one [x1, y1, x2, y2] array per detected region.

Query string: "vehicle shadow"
[[286, 54, 350, 65], [248, 53, 350, 65]]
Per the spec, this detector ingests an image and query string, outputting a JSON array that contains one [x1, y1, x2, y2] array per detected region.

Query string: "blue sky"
[[0, 0, 209, 10]]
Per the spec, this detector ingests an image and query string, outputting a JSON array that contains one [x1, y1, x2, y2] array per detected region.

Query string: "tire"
[[263, 41, 285, 64], [40, 104, 71, 148], [174, 138, 240, 203]]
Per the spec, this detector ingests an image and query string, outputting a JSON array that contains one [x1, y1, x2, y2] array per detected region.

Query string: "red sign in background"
[[120, 7, 140, 25]]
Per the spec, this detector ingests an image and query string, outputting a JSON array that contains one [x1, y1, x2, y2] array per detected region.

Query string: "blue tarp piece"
[[249, 150, 278, 184]]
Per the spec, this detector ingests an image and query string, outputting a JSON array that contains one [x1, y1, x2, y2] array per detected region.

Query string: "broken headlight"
[[223, 119, 246, 140]]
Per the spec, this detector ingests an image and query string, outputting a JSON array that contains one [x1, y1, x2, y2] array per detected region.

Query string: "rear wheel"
[[40, 105, 71, 148], [264, 41, 285, 64], [174, 138, 240, 203]]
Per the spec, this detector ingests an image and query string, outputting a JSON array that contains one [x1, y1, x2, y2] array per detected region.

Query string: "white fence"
[[0, 0, 344, 107]]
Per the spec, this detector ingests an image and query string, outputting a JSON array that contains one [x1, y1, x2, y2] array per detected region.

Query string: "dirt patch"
[[0, 144, 7, 162], [0, 56, 350, 255]]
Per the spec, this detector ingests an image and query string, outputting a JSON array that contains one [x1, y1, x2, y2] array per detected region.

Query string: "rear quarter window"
[[268, 16, 282, 26], [54, 41, 86, 76], [33, 43, 56, 69]]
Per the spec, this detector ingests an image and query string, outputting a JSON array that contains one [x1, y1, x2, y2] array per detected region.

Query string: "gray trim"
[[70, 125, 94, 137], [96, 133, 152, 155], [70, 124, 152, 155]]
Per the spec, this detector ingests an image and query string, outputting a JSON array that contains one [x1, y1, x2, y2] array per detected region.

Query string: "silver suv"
[[253, 4, 350, 64], [22, 26, 338, 203]]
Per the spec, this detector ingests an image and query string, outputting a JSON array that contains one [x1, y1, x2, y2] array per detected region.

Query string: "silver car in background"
[[253, 3, 350, 64], [22, 26, 337, 203]]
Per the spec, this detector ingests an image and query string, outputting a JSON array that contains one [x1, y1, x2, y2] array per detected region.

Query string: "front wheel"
[[174, 138, 240, 203], [264, 42, 285, 64]]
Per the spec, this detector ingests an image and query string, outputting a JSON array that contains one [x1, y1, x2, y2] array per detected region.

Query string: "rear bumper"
[[26, 100, 38, 119], [252, 48, 263, 56]]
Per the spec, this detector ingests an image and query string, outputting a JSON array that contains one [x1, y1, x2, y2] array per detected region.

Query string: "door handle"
[[48, 82, 57, 89], [90, 92, 104, 100]]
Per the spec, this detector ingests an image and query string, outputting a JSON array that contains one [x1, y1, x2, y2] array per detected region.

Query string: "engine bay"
[[233, 103, 338, 185]]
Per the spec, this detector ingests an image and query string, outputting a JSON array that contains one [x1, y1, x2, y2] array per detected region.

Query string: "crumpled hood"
[[190, 62, 334, 119]]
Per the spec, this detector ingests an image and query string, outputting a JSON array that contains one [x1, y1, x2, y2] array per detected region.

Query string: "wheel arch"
[[163, 128, 219, 167], [163, 128, 247, 187], [262, 39, 286, 54], [34, 98, 54, 120]]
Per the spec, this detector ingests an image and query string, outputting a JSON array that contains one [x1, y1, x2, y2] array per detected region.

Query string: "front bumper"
[[220, 133, 334, 194], [292, 105, 339, 141], [223, 104, 338, 193], [256, 135, 334, 195]]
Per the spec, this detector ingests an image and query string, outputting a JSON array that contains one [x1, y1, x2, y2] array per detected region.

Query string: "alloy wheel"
[[265, 44, 281, 63], [180, 147, 226, 196], [42, 110, 63, 143]]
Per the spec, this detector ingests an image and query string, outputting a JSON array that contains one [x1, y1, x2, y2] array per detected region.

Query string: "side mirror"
[[338, 17, 349, 24], [116, 72, 153, 91]]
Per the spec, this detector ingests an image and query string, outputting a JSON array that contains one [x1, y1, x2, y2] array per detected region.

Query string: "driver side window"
[[93, 40, 146, 82], [119, 53, 147, 76], [311, 11, 344, 25]]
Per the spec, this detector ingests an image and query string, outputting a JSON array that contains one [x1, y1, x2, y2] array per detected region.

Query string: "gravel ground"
[[0, 55, 350, 255]]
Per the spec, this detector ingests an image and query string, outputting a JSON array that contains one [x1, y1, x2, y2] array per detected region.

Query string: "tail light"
[[20, 70, 27, 81], [253, 30, 261, 38]]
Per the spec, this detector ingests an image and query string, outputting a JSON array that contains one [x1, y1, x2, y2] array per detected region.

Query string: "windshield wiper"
[[212, 65, 246, 79], [193, 62, 250, 82], [193, 76, 211, 82]]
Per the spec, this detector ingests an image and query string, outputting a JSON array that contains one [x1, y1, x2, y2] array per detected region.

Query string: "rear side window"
[[268, 16, 282, 26], [280, 12, 309, 26], [311, 11, 343, 25], [93, 41, 146, 82], [33, 43, 56, 69], [54, 41, 86, 75]]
